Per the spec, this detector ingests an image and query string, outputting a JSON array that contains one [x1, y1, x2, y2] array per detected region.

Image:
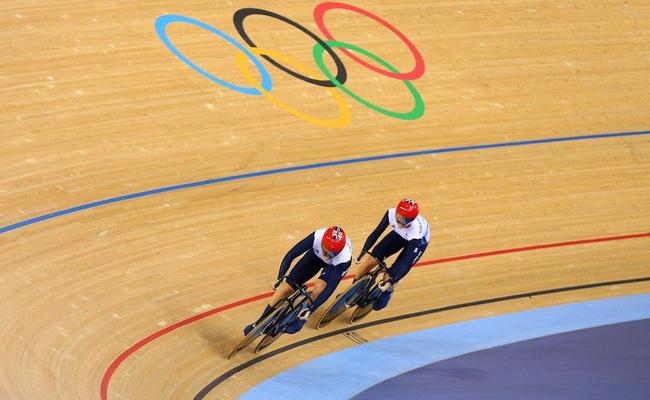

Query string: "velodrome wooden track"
[[2, 1, 650, 399]]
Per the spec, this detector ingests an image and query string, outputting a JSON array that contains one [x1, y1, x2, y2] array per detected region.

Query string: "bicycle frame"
[[266, 285, 312, 335]]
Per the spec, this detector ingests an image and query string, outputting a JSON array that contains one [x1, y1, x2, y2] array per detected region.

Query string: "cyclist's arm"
[[387, 239, 424, 285], [277, 232, 314, 279], [310, 261, 351, 311], [361, 211, 389, 254]]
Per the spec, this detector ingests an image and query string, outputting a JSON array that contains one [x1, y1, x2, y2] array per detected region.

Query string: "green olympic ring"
[[313, 40, 425, 121]]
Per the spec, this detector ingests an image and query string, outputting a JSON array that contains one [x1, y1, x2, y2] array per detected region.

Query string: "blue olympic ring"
[[154, 14, 272, 96]]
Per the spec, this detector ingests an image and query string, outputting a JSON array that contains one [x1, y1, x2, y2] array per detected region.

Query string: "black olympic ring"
[[233, 8, 348, 88]]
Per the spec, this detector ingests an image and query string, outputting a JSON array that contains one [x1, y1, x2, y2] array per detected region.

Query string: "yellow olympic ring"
[[235, 47, 352, 129]]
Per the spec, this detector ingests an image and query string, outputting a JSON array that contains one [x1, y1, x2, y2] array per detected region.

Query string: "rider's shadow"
[[192, 313, 240, 356]]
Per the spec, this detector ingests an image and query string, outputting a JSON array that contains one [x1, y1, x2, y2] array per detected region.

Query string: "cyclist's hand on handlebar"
[[355, 251, 366, 264], [273, 277, 284, 290], [378, 280, 394, 292], [298, 308, 311, 321]]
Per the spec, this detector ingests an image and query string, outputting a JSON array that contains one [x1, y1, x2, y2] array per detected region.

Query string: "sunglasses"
[[321, 244, 338, 258], [396, 213, 414, 226]]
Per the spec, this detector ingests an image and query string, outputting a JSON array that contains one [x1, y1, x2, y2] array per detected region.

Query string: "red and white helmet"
[[396, 198, 419, 226], [322, 226, 346, 257]]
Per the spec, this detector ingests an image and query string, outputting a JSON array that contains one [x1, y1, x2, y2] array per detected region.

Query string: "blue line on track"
[[1, 129, 649, 235]]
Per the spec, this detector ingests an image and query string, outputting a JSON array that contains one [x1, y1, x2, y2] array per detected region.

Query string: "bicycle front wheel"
[[227, 304, 283, 359], [316, 276, 371, 329]]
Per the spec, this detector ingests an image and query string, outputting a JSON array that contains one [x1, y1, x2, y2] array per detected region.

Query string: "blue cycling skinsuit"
[[360, 208, 430, 310]]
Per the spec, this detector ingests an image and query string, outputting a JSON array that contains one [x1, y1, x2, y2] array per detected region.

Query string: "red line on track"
[[416, 232, 650, 266], [100, 231, 650, 399]]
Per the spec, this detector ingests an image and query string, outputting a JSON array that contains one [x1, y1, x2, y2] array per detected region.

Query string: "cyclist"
[[354, 198, 429, 311], [244, 226, 352, 335]]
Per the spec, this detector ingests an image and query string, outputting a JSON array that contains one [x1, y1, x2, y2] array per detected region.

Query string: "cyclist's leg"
[[310, 278, 327, 301], [383, 238, 428, 281], [354, 254, 378, 281], [271, 251, 322, 305], [284, 253, 326, 334], [374, 240, 428, 311], [245, 252, 321, 335], [356, 231, 406, 279], [286, 276, 326, 334], [268, 280, 293, 308], [309, 258, 346, 306], [285, 250, 322, 290]]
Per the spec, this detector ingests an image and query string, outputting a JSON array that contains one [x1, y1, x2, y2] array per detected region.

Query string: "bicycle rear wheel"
[[227, 305, 283, 359], [316, 276, 371, 329]]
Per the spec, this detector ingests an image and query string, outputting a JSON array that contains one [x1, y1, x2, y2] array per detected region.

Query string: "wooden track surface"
[[1, 1, 649, 399]]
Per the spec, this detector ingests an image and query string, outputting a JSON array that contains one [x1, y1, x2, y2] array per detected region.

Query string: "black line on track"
[[195, 276, 650, 399]]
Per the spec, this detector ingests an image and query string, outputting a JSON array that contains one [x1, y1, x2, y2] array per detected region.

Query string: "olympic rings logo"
[[155, 2, 425, 128]]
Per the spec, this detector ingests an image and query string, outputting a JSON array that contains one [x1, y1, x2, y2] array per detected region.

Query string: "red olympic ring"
[[314, 1, 426, 80]]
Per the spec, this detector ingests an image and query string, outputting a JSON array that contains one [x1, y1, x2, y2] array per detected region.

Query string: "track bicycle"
[[228, 284, 312, 358]]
